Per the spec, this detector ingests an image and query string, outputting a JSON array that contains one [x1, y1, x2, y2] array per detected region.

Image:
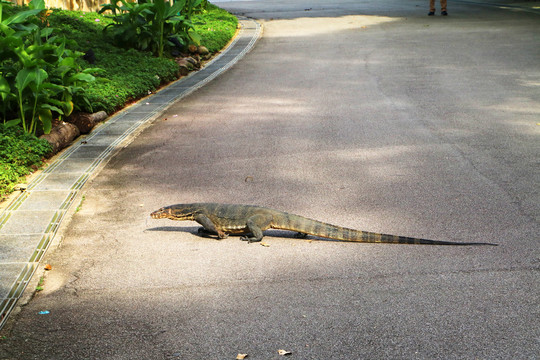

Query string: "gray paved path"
[[1, 0, 539, 359], [0, 18, 261, 330]]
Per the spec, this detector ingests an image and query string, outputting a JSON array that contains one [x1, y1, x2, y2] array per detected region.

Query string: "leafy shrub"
[[99, 0, 205, 58], [45, 3, 236, 113], [0, 0, 99, 135], [0, 123, 51, 197]]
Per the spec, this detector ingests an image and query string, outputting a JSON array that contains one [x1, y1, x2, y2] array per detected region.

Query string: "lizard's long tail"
[[274, 213, 497, 246]]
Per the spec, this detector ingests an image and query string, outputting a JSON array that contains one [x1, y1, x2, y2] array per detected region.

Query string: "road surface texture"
[[1, 0, 538, 359]]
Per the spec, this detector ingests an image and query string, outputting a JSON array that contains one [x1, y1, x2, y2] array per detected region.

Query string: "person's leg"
[[429, 0, 436, 15], [441, 0, 448, 13]]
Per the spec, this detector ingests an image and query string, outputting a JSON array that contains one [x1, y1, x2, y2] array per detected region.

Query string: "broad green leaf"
[[29, 0, 46, 10], [57, 57, 77, 77], [41, 103, 64, 114], [15, 68, 37, 93], [188, 30, 201, 45], [41, 82, 65, 94], [0, 22, 15, 37], [3, 9, 43, 26], [40, 27, 54, 38], [65, 101, 74, 116], [154, 0, 166, 17], [55, 65, 74, 79], [0, 75, 10, 101], [174, 0, 187, 11], [13, 45, 36, 67], [27, 68, 48, 93], [0, 34, 22, 51], [67, 73, 96, 83], [169, 1, 185, 17], [38, 108, 52, 134], [48, 98, 73, 116], [82, 67, 104, 75], [4, 119, 21, 128], [50, 35, 66, 58]]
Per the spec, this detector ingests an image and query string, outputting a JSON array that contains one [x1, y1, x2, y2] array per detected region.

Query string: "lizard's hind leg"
[[240, 214, 273, 243]]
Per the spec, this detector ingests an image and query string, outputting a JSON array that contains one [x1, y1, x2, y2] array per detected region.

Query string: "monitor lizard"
[[150, 203, 496, 246]]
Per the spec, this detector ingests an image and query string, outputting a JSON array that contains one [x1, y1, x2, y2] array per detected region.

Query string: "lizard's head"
[[150, 204, 198, 221]]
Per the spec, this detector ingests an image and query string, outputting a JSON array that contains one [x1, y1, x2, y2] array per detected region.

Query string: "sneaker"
[[428, 11, 435, 15], [441, 11, 448, 15]]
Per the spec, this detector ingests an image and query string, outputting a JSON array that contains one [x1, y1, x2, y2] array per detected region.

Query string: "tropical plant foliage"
[[0, 1, 236, 198], [99, 0, 205, 58], [0, 0, 100, 135]]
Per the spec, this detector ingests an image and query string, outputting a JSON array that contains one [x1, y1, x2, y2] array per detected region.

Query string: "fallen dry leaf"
[[14, 184, 27, 191], [260, 242, 270, 247], [278, 349, 292, 356], [236, 354, 248, 359]]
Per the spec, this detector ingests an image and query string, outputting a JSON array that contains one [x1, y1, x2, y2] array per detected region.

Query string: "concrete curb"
[[0, 17, 262, 330]]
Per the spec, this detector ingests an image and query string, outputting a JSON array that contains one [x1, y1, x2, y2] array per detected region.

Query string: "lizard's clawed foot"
[[295, 232, 309, 239], [197, 227, 214, 237], [198, 227, 228, 240], [240, 236, 260, 243]]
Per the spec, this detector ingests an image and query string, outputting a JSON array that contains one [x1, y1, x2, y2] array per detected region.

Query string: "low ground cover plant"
[[0, 0, 237, 198], [0, 124, 51, 199]]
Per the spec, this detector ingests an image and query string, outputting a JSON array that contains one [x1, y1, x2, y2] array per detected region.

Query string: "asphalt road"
[[1, 0, 539, 359]]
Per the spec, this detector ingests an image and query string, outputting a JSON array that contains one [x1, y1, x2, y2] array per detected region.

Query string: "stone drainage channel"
[[0, 18, 261, 330]]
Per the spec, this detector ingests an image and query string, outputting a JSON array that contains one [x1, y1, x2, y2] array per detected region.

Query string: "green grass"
[[0, 3, 238, 199], [193, 4, 239, 53]]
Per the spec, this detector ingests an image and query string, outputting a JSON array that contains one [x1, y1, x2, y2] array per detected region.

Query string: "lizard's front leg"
[[194, 214, 228, 240], [197, 227, 228, 239]]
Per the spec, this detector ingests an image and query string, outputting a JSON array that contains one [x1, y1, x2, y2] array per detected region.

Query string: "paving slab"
[[0, 235, 42, 262], [0, 264, 26, 299], [30, 173, 84, 191]]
